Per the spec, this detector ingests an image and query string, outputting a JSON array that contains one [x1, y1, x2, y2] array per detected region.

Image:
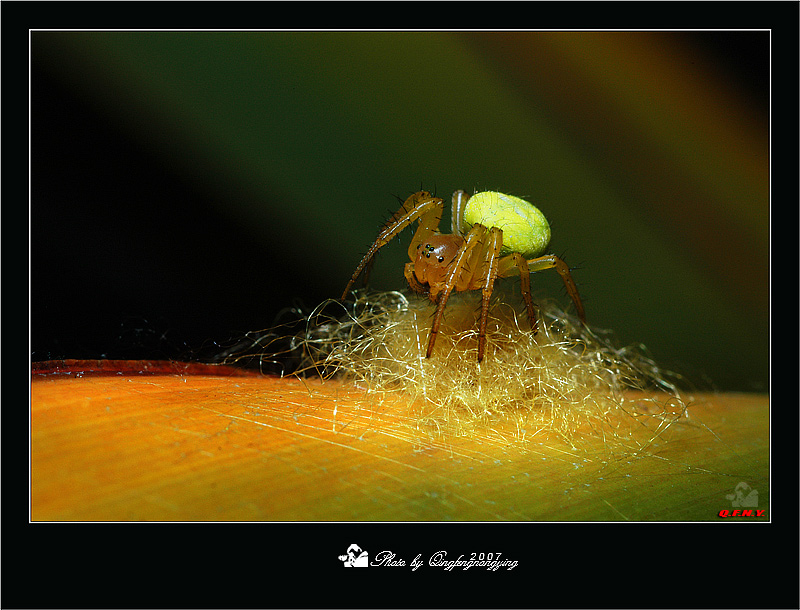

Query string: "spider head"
[[414, 234, 461, 287]]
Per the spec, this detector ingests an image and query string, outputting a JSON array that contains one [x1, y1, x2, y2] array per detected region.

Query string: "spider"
[[341, 189, 586, 362]]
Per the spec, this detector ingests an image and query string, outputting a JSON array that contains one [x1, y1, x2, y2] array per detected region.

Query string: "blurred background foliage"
[[31, 30, 769, 391]]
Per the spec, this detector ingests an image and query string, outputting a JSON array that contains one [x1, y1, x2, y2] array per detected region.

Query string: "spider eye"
[[437, 256, 444, 262]]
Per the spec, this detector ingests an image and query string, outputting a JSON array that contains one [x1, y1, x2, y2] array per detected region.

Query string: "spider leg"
[[359, 255, 377, 289], [531, 255, 585, 323], [450, 190, 470, 237], [475, 226, 503, 362], [425, 225, 485, 359], [341, 191, 443, 300], [498, 252, 539, 333], [501, 254, 586, 325]]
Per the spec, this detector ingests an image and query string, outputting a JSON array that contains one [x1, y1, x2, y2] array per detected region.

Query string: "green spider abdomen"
[[463, 191, 551, 258]]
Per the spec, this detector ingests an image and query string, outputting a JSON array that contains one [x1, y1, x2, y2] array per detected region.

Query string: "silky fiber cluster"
[[296, 290, 690, 451]]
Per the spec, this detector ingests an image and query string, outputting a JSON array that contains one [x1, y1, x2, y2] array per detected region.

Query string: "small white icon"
[[338, 544, 369, 567], [725, 482, 758, 507]]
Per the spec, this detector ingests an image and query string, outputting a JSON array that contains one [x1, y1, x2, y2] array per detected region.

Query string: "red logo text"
[[718, 509, 766, 518]]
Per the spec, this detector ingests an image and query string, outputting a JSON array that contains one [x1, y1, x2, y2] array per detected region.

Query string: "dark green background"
[[31, 30, 770, 391]]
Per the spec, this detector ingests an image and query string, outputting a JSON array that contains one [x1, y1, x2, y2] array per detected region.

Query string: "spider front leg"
[[341, 191, 443, 300], [425, 223, 501, 362], [424, 225, 487, 359]]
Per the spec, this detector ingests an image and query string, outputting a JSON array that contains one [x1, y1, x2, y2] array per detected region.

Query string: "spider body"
[[341, 190, 585, 362], [463, 190, 550, 257]]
